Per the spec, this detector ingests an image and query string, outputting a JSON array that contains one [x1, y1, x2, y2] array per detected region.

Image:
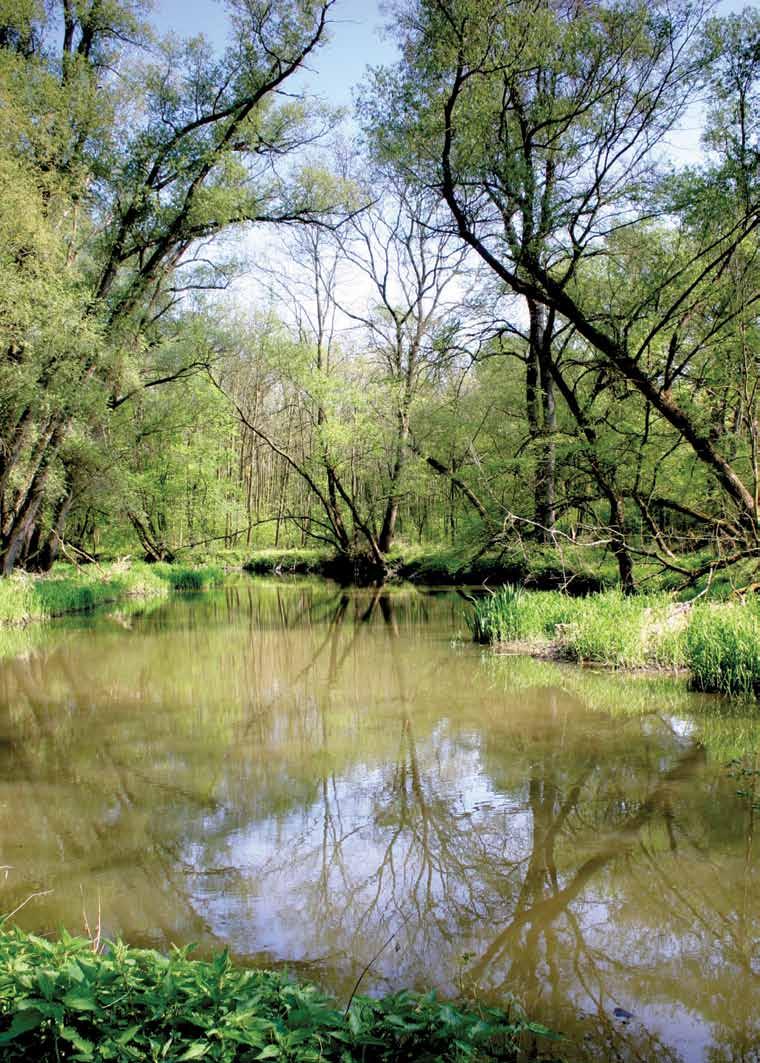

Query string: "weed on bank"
[[470, 588, 760, 696], [0, 928, 559, 1062]]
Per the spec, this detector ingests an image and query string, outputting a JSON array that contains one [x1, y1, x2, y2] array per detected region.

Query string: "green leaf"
[[60, 1025, 95, 1058], [439, 1004, 461, 1026], [526, 1020, 563, 1040], [177, 1043, 210, 1060], [36, 970, 57, 1000], [65, 962, 85, 983], [115, 1023, 142, 1045], [62, 990, 98, 1013], [256, 1047, 281, 1060], [0, 1008, 45, 1043]]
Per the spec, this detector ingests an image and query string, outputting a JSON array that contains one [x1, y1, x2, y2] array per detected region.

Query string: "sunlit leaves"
[[0, 926, 549, 1061]]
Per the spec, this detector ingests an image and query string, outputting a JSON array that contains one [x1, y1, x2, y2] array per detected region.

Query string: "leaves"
[[0, 926, 559, 1061], [0, 1006, 44, 1043]]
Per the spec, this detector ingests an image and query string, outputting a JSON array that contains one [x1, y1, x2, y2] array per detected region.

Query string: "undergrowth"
[[0, 928, 560, 1062], [242, 550, 327, 576]]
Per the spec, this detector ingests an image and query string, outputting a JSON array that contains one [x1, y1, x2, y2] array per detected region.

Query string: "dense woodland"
[[1, 0, 760, 589]]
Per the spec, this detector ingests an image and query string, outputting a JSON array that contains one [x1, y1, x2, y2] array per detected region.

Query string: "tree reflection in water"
[[0, 582, 758, 1062]]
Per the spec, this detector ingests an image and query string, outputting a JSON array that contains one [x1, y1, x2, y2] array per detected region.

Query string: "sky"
[[149, 0, 395, 109]]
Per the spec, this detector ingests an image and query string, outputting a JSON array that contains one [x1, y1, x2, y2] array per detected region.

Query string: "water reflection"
[[0, 581, 758, 1062]]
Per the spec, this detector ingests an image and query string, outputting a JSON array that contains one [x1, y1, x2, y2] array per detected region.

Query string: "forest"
[[4, 4, 760, 1057], [1, 0, 759, 594]]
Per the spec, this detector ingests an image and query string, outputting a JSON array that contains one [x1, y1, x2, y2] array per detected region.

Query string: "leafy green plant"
[[0, 928, 560, 1062]]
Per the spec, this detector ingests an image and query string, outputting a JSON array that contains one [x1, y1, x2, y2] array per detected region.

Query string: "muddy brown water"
[[0, 580, 759, 1062]]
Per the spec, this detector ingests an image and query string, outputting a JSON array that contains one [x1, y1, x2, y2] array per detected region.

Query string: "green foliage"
[[0, 928, 558, 1062], [468, 587, 575, 645], [0, 561, 231, 625], [561, 593, 684, 669], [242, 550, 329, 576], [686, 602, 760, 696], [472, 588, 760, 695], [0, 565, 165, 624], [391, 544, 615, 590], [470, 589, 689, 669], [0, 0, 341, 574], [158, 565, 225, 591]]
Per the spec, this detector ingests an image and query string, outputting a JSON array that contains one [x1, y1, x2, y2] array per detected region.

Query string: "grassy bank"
[[0, 561, 226, 626], [469, 588, 760, 696], [242, 549, 329, 577], [241, 544, 616, 591], [0, 928, 557, 1062], [392, 544, 616, 591]]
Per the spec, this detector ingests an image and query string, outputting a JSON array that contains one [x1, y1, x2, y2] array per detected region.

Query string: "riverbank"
[[241, 544, 615, 591], [469, 588, 760, 696], [0, 927, 557, 1061], [0, 561, 225, 626]]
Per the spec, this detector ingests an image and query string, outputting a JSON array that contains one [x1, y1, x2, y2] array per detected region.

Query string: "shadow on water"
[[0, 579, 759, 1062]]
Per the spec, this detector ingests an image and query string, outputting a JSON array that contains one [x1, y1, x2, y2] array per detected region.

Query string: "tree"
[[362, 0, 760, 586], [0, 0, 338, 573], [213, 177, 477, 581]]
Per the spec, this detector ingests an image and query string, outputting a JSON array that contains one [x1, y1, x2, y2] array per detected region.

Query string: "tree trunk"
[[378, 411, 410, 554], [527, 300, 556, 541]]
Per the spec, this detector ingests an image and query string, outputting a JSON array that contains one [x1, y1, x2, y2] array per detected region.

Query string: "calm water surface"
[[0, 580, 759, 1062]]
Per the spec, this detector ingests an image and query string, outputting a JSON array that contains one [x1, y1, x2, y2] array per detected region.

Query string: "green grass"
[[469, 588, 687, 668], [686, 601, 760, 696], [243, 549, 329, 576], [0, 564, 165, 625], [467, 586, 577, 645], [471, 587, 760, 695], [561, 592, 688, 669], [0, 928, 559, 1062], [152, 563, 225, 591], [0, 561, 229, 626]]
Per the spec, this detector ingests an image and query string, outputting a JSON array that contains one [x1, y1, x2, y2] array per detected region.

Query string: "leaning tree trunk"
[[527, 301, 557, 542]]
